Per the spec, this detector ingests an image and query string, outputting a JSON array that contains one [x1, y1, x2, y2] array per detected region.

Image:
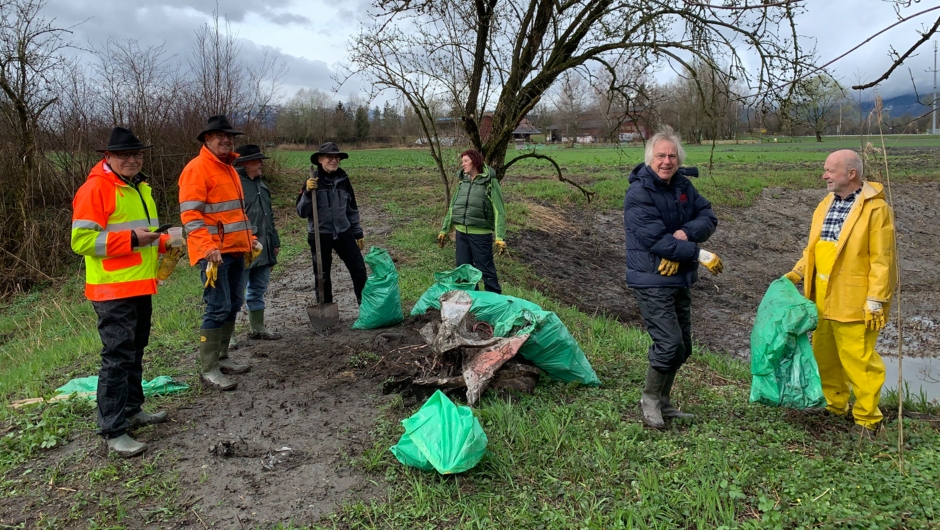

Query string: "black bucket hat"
[[197, 114, 244, 142], [234, 144, 270, 165], [310, 142, 349, 165], [95, 127, 154, 153]]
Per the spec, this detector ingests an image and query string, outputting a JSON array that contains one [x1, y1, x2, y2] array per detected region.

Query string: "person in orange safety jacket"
[[71, 127, 181, 458], [178, 115, 259, 391]]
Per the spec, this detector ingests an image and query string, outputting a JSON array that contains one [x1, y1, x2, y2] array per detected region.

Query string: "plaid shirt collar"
[[820, 188, 861, 242]]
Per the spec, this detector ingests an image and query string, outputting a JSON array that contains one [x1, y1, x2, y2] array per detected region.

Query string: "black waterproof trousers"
[[308, 232, 367, 304], [92, 295, 152, 439], [455, 231, 502, 294], [633, 287, 692, 373]]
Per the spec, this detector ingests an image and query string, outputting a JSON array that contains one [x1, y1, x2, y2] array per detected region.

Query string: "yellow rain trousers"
[[812, 240, 885, 428]]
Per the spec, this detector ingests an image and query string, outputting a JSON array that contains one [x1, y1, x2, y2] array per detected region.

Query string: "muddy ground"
[[512, 182, 940, 360]]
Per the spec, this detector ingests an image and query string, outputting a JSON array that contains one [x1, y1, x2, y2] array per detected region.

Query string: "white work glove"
[[697, 249, 723, 275], [865, 300, 886, 331]]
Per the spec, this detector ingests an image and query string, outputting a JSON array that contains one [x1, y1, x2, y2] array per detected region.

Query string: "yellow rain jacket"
[[789, 181, 896, 321]]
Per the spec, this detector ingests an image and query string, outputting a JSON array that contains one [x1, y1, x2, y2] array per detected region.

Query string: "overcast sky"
[[44, 0, 940, 104]]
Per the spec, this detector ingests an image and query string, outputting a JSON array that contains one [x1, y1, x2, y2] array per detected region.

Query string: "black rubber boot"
[[640, 366, 667, 429], [660, 371, 694, 419]]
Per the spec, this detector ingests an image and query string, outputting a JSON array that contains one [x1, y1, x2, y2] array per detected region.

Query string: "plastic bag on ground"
[[352, 247, 404, 329], [55, 375, 189, 399], [412, 283, 601, 386], [749, 277, 826, 409], [389, 389, 488, 474], [410, 264, 483, 316]]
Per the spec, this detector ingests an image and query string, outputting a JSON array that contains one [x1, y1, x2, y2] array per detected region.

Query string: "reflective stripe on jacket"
[[71, 160, 169, 301], [179, 146, 254, 265], [790, 181, 896, 322]]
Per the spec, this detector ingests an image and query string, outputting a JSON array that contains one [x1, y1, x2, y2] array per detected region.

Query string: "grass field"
[[2, 137, 939, 529]]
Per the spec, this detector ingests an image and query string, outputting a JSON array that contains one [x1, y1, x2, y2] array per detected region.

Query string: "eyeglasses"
[[211, 132, 235, 140], [320, 155, 341, 161], [112, 152, 145, 161], [654, 154, 678, 162]]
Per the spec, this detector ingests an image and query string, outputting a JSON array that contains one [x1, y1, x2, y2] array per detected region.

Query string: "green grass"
[[2, 140, 939, 528]]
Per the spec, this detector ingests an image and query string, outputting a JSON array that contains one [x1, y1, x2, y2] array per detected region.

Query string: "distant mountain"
[[857, 92, 936, 120]]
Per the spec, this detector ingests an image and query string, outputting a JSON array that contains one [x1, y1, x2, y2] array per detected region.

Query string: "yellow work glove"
[[784, 271, 802, 284], [306, 177, 318, 191], [865, 300, 886, 331], [204, 261, 218, 289], [697, 249, 723, 275], [356, 238, 364, 251], [437, 233, 447, 248], [658, 258, 680, 277], [494, 239, 507, 255], [156, 246, 184, 281], [244, 241, 263, 268]]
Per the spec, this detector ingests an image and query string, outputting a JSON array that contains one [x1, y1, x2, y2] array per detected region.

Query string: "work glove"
[[865, 300, 886, 332], [437, 233, 447, 248], [204, 261, 218, 289], [494, 239, 507, 255], [156, 246, 184, 281], [244, 240, 263, 267], [306, 177, 318, 192], [697, 249, 723, 275], [658, 258, 680, 277], [356, 238, 364, 251], [784, 271, 802, 284]]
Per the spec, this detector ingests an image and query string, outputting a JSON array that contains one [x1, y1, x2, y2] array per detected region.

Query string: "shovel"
[[306, 164, 339, 332]]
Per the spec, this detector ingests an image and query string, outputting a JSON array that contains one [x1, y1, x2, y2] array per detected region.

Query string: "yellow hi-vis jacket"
[[789, 181, 897, 322], [71, 160, 169, 301]]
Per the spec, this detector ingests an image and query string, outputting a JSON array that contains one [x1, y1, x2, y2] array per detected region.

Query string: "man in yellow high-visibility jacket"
[[71, 127, 182, 457], [785, 149, 897, 436]]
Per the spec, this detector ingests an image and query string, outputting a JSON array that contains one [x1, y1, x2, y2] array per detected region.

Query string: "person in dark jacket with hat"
[[624, 126, 723, 430], [232, 144, 282, 343], [296, 142, 367, 305], [71, 127, 182, 457]]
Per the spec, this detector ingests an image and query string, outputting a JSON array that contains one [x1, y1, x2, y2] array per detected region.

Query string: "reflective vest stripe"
[[72, 219, 103, 231], [94, 232, 109, 257], [185, 220, 206, 232], [180, 200, 206, 212], [204, 199, 243, 214]]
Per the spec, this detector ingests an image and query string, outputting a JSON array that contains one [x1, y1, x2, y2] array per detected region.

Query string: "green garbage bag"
[[390, 390, 488, 474], [749, 277, 826, 409], [410, 264, 483, 316], [352, 247, 404, 329], [55, 375, 189, 399], [412, 287, 601, 386]]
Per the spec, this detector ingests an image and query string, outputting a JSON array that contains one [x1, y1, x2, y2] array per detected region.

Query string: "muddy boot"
[[128, 409, 168, 428], [229, 333, 239, 350], [247, 309, 282, 340], [660, 371, 694, 419], [640, 366, 667, 430], [107, 433, 147, 458], [200, 328, 237, 391], [218, 322, 250, 375]]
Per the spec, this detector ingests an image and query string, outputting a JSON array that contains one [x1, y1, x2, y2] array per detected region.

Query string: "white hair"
[[645, 126, 686, 166], [845, 151, 863, 178]]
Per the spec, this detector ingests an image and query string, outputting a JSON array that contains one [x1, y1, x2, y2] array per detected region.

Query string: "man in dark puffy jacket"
[[624, 126, 723, 430], [296, 142, 366, 305]]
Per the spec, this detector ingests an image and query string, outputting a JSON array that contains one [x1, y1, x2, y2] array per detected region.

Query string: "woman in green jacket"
[[437, 149, 506, 293]]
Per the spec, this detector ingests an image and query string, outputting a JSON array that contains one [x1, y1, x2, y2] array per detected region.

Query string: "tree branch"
[[503, 151, 595, 202]]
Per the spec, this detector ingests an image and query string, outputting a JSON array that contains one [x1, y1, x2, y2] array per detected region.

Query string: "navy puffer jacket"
[[623, 163, 717, 288]]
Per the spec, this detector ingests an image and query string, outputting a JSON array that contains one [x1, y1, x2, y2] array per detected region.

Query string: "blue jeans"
[[244, 264, 272, 312], [199, 253, 245, 329]]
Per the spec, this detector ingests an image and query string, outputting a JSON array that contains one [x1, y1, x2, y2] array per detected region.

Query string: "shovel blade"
[[306, 303, 339, 332]]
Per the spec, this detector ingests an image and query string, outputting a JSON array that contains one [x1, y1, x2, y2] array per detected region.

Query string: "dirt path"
[[512, 183, 940, 360]]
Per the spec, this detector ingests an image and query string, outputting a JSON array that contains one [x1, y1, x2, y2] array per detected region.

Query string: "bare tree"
[[784, 74, 846, 142], [347, 0, 811, 205]]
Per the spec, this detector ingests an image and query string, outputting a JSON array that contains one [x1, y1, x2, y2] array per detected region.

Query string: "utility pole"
[[933, 40, 937, 134]]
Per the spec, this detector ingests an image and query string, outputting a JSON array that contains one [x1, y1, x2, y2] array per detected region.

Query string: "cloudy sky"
[[42, 0, 940, 103]]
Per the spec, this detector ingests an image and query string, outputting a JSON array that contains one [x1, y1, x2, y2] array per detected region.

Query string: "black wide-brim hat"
[[95, 127, 154, 153], [310, 142, 349, 165], [234, 144, 270, 165], [197, 114, 244, 142]]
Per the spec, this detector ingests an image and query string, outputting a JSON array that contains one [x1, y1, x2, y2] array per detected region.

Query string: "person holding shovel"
[[624, 126, 722, 430], [71, 127, 182, 457], [437, 149, 507, 294], [784, 149, 896, 438], [179, 115, 260, 391], [296, 142, 367, 306]]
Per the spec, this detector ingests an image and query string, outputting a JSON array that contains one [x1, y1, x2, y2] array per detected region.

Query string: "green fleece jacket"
[[439, 165, 506, 240]]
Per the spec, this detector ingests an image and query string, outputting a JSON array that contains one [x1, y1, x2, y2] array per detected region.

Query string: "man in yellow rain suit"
[[785, 149, 896, 436]]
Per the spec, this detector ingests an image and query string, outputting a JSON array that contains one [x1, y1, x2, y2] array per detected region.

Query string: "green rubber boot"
[[199, 328, 237, 390], [640, 366, 667, 430], [660, 371, 694, 419], [248, 309, 282, 340], [218, 322, 250, 375], [128, 409, 168, 428], [107, 433, 147, 458]]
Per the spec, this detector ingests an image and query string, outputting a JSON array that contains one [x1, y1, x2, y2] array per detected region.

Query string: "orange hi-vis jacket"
[[71, 160, 170, 302], [178, 146, 254, 266]]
